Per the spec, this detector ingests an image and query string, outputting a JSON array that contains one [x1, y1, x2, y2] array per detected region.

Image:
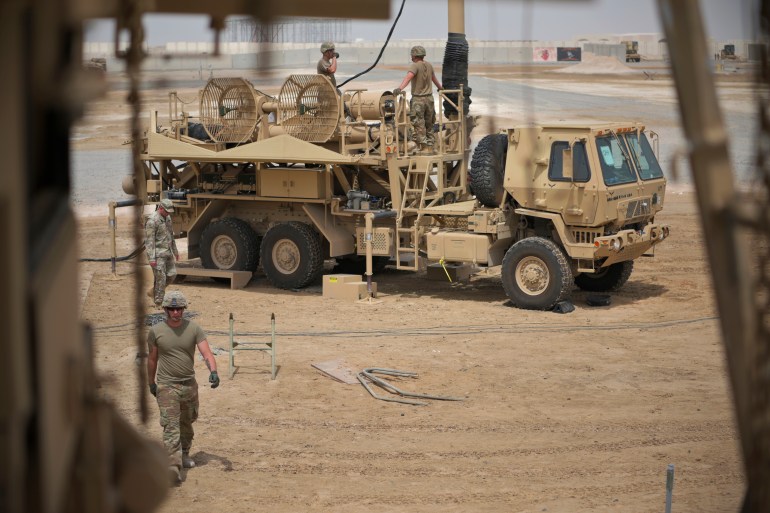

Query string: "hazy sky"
[[86, 0, 754, 45]]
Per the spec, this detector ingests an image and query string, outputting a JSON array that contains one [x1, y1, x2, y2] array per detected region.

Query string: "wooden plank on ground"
[[175, 267, 253, 289], [311, 359, 359, 385]]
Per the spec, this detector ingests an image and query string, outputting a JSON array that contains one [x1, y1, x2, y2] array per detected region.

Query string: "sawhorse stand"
[[228, 312, 277, 380]]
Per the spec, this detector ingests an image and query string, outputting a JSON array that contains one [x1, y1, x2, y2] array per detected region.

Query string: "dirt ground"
[[76, 64, 747, 512]]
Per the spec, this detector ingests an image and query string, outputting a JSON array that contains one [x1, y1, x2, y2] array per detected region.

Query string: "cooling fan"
[[199, 77, 260, 143], [277, 74, 340, 143]]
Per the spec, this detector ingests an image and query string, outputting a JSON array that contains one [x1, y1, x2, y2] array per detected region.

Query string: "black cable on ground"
[[79, 244, 145, 262], [338, 0, 406, 88]]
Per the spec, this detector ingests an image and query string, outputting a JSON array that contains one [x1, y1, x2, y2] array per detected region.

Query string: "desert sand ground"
[[74, 60, 753, 512]]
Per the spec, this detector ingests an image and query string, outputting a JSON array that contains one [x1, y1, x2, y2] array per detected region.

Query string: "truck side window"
[[595, 136, 637, 185], [548, 141, 590, 182]]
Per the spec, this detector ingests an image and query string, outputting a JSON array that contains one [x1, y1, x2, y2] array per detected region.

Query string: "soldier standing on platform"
[[393, 45, 443, 155]]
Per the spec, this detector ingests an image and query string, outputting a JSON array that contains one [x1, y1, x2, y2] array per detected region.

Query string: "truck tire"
[[501, 237, 573, 310], [200, 218, 260, 272], [261, 222, 323, 289], [469, 133, 508, 207], [334, 255, 390, 275], [575, 261, 633, 292]]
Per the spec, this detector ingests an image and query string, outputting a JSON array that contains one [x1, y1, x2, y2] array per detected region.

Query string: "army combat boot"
[[168, 465, 181, 485], [419, 143, 434, 155], [182, 452, 196, 469]]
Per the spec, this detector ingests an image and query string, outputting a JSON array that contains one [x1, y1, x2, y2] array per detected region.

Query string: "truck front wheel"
[[200, 218, 260, 272], [260, 222, 324, 289], [501, 237, 573, 310], [575, 261, 633, 292]]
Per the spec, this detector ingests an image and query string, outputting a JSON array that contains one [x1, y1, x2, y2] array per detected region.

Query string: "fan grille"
[[199, 78, 259, 143], [278, 74, 339, 142]]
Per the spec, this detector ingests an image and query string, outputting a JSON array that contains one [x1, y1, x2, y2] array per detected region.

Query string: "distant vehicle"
[[720, 44, 738, 60], [622, 40, 641, 62]]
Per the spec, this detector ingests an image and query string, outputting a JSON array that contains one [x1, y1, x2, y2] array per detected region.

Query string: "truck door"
[[546, 140, 598, 225]]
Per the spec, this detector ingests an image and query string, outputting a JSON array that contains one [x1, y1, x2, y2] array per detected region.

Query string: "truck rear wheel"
[[260, 222, 323, 289], [469, 133, 508, 207], [501, 237, 573, 310], [200, 218, 260, 272], [575, 261, 633, 292]]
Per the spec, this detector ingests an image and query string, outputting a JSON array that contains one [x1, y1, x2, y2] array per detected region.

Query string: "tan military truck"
[[126, 75, 669, 310]]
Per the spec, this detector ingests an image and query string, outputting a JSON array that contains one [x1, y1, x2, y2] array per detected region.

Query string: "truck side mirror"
[[562, 148, 573, 181]]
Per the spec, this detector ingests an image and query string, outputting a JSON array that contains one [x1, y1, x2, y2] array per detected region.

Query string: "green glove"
[[149, 383, 157, 397], [209, 371, 220, 389]]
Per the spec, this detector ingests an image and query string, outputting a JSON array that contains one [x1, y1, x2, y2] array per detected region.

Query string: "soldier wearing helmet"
[[393, 45, 443, 155], [145, 198, 179, 308], [147, 290, 219, 485], [317, 41, 339, 87]]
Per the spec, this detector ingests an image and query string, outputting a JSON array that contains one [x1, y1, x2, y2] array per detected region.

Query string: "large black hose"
[[79, 244, 145, 263], [441, 32, 471, 117], [338, 0, 406, 88]]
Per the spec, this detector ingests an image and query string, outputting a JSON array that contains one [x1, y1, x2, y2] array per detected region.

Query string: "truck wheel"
[[575, 261, 633, 292], [261, 222, 323, 289], [334, 255, 390, 275], [469, 133, 508, 207], [501, 237, 573, 310], [200, 218, 260, 272]]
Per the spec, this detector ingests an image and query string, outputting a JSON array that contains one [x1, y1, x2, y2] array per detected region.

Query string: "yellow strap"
[[439, 258, 453, 283]]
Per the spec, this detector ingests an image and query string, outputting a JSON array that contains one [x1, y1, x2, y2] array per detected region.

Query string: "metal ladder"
[[395, 156, 440, 270]]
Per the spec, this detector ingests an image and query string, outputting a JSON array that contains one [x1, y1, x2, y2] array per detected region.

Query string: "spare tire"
[[469, 133, 508, 207]]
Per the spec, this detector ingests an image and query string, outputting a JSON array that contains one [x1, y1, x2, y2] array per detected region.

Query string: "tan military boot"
[[146, 287, 154, 299], [182, 452, 196, 469], [168, 465, 181, 485], [419, 144, 435, 155]]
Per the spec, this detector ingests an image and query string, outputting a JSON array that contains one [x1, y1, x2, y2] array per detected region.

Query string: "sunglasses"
[[166, 307, 185, 312]]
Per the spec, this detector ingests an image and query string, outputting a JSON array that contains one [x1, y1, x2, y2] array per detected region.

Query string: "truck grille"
[[571, 229, 603, 244], [625, 199, 651, 219]]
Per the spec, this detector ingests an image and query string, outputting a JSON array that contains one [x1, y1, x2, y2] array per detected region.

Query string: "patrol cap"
[[320, 41, 335, 53], [159, 198, 174, 212], [410, 45, 426, 58], [162, 290, 187, 308]]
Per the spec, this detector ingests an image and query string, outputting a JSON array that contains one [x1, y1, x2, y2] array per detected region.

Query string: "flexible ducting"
[[441, 32, 471, 117]]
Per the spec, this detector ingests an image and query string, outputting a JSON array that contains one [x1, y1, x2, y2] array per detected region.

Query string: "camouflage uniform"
[[157, 381, 199, 470], [145, 205, 178, 305], [410, 95, 436, 147]]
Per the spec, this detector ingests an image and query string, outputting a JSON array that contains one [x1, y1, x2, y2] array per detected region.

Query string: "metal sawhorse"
[[228, 312, 277, 380]]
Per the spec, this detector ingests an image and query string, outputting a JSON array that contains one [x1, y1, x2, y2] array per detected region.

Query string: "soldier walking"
[[394, 45, 443, 155], [145, 198, 179, 308], [147, 290, 220, 485]]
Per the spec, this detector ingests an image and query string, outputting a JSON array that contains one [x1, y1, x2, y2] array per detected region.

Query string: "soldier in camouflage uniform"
[[393, 45, 443, 155], [147, 290, 220, 485], [145, 198, 179, 308]]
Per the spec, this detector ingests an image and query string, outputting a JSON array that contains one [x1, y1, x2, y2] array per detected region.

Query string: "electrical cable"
[[337, 0, 406, 88], [79, 244, 145, 263]]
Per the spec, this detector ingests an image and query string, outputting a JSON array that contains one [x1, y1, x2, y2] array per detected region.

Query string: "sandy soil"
[[76, 65, 747, 512]]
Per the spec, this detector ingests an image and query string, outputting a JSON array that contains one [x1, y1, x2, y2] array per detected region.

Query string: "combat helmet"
[[410, 45, 426, 58], [320, 41, 335, 53], [162, 290, 187, 308], [159, 198, 174, 212]]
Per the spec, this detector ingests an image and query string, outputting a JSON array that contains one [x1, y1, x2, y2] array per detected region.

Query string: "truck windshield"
[[624, 132, 665, 180], [595, 136, 637, 186]]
